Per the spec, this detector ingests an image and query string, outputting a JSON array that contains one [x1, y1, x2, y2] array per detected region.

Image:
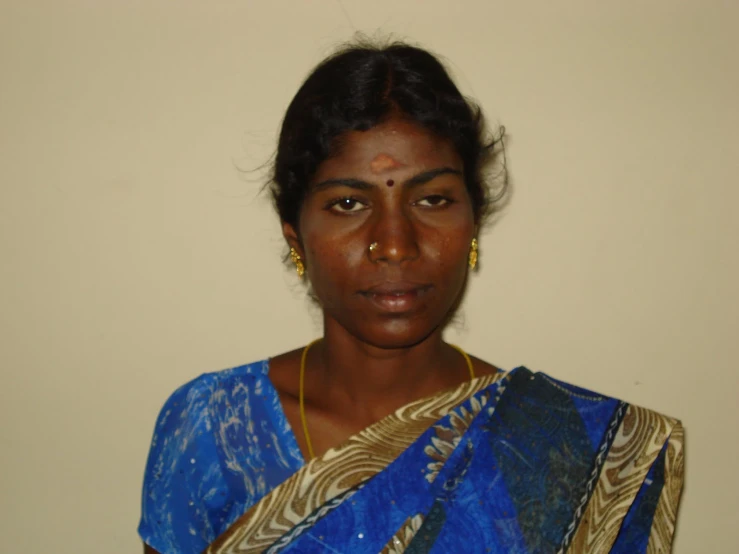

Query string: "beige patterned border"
[[646, 423, 685, 554], [564, 406, 680, 553], [380, 514, 425, 554]]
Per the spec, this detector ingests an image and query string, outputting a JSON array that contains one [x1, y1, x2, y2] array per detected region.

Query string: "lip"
[[359, 282, 432, 313]]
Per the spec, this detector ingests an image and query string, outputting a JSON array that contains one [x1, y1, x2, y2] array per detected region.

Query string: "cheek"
[[423, 225, 473, 268], [302, 231, 363, 291]]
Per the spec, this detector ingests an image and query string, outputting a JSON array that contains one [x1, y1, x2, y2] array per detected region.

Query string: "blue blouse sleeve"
[[138, 375, 228, 554]]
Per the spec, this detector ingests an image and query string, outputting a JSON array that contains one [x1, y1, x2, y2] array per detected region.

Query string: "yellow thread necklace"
[[298, 340, 476, 460]]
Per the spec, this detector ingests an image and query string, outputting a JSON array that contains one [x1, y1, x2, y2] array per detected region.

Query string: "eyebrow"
[[311, 167, 462, 193]]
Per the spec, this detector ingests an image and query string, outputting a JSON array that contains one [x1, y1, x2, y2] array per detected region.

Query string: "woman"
[[139, 41, 684, 554]]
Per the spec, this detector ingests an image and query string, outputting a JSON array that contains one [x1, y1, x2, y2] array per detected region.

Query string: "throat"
[[304, 338, 468, 426]]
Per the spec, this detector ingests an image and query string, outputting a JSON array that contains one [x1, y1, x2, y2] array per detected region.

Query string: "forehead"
[[318, 119, 461, 177]]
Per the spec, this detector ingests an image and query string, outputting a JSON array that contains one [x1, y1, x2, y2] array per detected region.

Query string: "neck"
[[307, 320, 467, 424]]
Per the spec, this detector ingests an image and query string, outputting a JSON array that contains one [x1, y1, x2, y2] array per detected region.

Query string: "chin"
[[351, 319, 441, 350]]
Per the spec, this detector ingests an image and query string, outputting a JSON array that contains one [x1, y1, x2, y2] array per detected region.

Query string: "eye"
[[327, 197, 368, 213], [415, 195, 453, 208]]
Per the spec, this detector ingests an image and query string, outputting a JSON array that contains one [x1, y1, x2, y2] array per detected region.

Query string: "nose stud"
[[368, 242, 379, 253]]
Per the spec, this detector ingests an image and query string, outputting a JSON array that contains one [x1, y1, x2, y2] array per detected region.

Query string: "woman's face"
[[285, 118, 476, 348]]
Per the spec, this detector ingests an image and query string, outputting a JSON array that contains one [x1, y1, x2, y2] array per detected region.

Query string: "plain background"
[[1, 1, 737, 552]]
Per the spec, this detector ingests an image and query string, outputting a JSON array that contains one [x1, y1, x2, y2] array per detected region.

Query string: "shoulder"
[[467, 354, 500, 378], [142, 358, 277, 492], [154, 359, 270, 420], [264, 347, 303, 399], [144, 358, 272, 467], [139, 359, 273, 553], [171, 358, 270, 402], [507, 366, 683, 440]]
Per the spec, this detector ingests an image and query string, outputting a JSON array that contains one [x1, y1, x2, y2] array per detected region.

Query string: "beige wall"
[[1, 1, 736, 552]]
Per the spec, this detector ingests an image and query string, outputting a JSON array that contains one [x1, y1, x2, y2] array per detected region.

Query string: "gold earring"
[[290, 247, 305, 278], [468, 238, 478, 270]]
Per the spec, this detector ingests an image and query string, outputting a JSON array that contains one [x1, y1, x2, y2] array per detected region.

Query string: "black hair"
[[271, 39, 505, 231]]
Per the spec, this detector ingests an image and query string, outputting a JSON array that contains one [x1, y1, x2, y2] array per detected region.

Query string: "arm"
[[139, 375, 220, 554]]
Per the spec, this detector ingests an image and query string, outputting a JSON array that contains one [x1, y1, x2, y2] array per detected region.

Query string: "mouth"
[[358, 282, 432, 313]]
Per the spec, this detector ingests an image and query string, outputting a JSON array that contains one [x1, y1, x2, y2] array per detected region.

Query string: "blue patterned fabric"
[[220, 368, 678, 554], [265, 368, 637, 554], [140, 363, 680, 554], [138, 360, 304, 554]]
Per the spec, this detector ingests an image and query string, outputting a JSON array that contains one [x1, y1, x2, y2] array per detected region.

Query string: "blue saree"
[[205, 368, 683, 554]]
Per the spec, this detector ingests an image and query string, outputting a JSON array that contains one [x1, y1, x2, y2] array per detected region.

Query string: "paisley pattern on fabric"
[[424, 389, 491, 484]]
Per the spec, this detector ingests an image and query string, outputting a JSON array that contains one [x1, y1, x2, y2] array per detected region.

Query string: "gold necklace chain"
[[298, 339, 476, 460]]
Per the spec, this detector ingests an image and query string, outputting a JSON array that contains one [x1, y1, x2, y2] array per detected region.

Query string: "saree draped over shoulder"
[[205, 368, 684, 554]]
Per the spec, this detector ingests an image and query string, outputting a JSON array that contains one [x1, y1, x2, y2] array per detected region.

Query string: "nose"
[[368, 205, 420, 265]]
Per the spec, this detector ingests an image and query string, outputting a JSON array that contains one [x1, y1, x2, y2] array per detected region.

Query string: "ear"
[[282, 221, 303, 256]]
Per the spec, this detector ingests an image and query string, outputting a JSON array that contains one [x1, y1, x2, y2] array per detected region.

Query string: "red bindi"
[[386, 179, 394, 187]]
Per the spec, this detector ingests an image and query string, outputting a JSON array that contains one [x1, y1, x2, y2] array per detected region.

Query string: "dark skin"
[[275, 117, 498, 456], [143, 118, 497, 553]]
